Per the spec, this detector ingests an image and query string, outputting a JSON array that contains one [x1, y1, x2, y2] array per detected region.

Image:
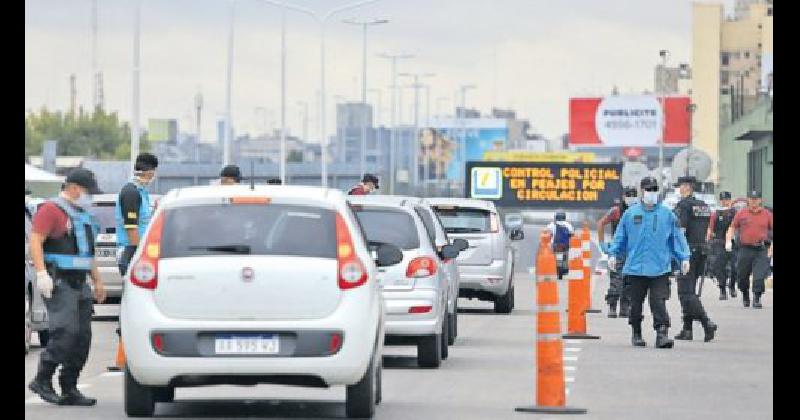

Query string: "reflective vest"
[[115, 181, 152, 247], [43, 197, 99, 271]]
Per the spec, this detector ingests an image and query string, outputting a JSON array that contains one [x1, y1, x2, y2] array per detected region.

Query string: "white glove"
[[725, 240, 733, 252], [608, 256, 617, 272], [681, 260, 691, 275], [36, 270, 54, 299]]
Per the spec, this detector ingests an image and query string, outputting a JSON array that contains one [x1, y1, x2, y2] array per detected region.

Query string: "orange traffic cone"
[[581, 224, 602, 314], [564, 235, 600, 340], [516, 231, 587, 415], [108, 335, 126, 372]]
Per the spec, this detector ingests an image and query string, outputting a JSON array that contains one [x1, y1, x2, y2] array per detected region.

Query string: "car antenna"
[[249, 160, 255, 190]]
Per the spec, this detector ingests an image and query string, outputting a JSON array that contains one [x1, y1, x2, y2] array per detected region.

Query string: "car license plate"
[[96, 248, 116, 259], [214, 335, 280, 355]]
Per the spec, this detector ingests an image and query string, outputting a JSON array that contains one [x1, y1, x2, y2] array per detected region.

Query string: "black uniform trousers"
[[676, 246, 710, 326], [605, 255, 631, 308], [710, 239, 735, 291], [627, 274, 671, 330], [737, 245, 771, 295], [37, 273, 94, 389]]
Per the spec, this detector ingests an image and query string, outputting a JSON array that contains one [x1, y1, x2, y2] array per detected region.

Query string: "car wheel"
[[447, 305, 457, 345], [417, 332, 442, 368], [153, 386, 174, 403], [375, 359, 382, 406], [124, 367, 156, 417], [345, 351, 376, 418], [494, 282, 514, 314], [440, 316, 449, 360], [25, 293, 32, 355], [37, 330, 50, 348]]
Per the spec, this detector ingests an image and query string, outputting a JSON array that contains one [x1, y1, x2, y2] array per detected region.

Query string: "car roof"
[[165, 184, 344, 202], [346, 194, 417, 208], [424, 197, 496, 211], [92, 193, 163, 203]]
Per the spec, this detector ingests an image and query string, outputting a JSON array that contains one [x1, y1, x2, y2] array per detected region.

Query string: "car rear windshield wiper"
[[444, 227, 484, 233], [188, 244, 252, 254]]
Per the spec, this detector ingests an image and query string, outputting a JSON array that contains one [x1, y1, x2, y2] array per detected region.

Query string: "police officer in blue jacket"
[[115, 153, 158, 275], [607, 176, 691, 349]]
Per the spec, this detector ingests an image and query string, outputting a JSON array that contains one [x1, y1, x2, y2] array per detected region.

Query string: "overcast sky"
[[25, 0, 736, 143]]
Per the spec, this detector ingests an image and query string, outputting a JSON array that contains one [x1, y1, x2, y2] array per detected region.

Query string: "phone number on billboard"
[[604, 120, 657, 129]]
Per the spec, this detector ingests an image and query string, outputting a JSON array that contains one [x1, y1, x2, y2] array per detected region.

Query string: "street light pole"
[[458, 84, 476, 190], [657, 49, 668, 189], [280, 6, 287, 183], [343, 18, 388, 181], [130, 0, 141, 173], [368, 88, 383, 126], [400, 72, 435, 195], [224, 0, 235, 166], [378, 53, 414, 195]]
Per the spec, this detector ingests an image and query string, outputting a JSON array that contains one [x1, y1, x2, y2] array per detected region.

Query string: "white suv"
[[120, 185, 402, 418]]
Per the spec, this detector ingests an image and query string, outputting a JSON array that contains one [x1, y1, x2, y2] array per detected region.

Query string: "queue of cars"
[[25, 185, 524, 418]]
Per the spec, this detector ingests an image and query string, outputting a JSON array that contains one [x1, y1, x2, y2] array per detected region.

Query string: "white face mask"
[[76, 193, 93, 209], [642, 191, 659, 206], [624, 197, 638, 206]]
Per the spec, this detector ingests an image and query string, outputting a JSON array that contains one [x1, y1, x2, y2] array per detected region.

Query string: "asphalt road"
[[25, 223, 773, 419]]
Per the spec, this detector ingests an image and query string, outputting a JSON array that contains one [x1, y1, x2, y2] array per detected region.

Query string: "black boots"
[[655, 326, 674, 349], [59, 378, 96, 406], [608, 302, 618, 318], [729, 286, 737, 298], [674, 321, 693, 340], [619, 301, 631, 318], [28, 362, 60, 405], [702, 320, 718, 342], [753, 293, 763, 309], [743, 293, 751, 307], [719, 289, 728, 300], [631, 324, 646, 347]]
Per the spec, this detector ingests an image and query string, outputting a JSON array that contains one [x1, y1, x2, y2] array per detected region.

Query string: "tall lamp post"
[[657, 49, 669, 189], [378, 53, 415, 194], [130, 0, 142, 173], [343, 18, 389, 180], [458, 84, 476, 189], [399, 72, 435, 194]]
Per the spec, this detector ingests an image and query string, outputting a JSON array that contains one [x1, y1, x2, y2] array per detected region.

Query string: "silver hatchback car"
[[348, 196, 461, 368], [427, 198, 524, 314]]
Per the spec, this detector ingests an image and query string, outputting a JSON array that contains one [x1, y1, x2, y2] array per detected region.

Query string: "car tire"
[[417, 332, 442, 368], [441, 316, 449, 360], [37, 330, 50, 348], [345, 351, 376, 418], [447, 304, 457, 345], [494, 282, 514, 314], [25, 293, 32, 355], [153, 386, 174, 403], [375, 359, 382, 406], [124, 367, 156, 417]]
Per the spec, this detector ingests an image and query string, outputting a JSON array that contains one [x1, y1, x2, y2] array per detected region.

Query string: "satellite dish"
[[670, 148, 712, 183], [621, 161, 650, 188]]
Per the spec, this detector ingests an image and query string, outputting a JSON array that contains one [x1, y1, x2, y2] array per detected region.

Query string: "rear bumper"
[[382, 289, 444, 337], [457, 259, 510, 296]]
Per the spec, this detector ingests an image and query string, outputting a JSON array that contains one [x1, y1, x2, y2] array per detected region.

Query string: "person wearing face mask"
[[607, 176, 690, 349], [672, 176, 717, 343], [726, 190, 773, 308], [597, 187, 638, 318], [707, 191, 737, 300], [27, 168, 107, 406], [115, 153, 159, 276]]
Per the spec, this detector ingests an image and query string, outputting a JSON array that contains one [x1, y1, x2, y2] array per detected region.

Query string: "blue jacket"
[[607, 202, 690, 277]]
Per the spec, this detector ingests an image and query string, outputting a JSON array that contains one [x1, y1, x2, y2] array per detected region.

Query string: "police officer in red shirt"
[[28, 169, 107, 406], [348, 173, 379, 195], [726, 190, 773, 308]]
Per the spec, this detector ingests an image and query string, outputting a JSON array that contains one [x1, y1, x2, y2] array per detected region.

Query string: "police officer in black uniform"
[[597, 187, 638, 318], [706, 191, 737, 300], [673, 176, 717, 342]]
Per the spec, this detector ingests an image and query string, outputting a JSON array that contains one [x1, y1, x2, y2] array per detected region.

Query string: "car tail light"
[[130, 212, 165, 290], [408, 305, 433, 314], [406, 256, 437, 278], [151, 333, 164, 353], [329, 332, 343, 354], [336, 214, 367, 290], [490, 213, 499, 233]]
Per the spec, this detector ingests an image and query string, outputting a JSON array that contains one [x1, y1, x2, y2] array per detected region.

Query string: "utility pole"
[[378, 53, 414, 194], [223, 0, 235, 166], [130, 0, 141, 173], [657, 49, 669, 190], [69, 74, 77, 116], [400, 72, 435, 194]]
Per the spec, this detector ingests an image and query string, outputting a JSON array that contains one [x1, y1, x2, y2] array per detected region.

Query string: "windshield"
[[352, 208, 420, 250], [89, 203, 117, 234], [160, 204, 337, 259], [433, 207, 491, 234]]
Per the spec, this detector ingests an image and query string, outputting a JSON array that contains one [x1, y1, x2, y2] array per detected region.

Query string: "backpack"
[[553, 223, 570, 252]]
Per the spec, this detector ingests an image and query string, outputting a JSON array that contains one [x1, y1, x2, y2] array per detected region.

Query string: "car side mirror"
[[510, 229, 524, 241], [375, 243, 403, 267], [452, 238, 469, 251], [440, 244, 460, 260]]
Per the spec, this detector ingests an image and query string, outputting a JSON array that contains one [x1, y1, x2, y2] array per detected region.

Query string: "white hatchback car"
[[120, 185, 403, 418], [347, 196, 461, 368]]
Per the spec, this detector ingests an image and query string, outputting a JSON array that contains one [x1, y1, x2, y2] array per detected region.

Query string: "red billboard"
[[569, 95, 690, 147]]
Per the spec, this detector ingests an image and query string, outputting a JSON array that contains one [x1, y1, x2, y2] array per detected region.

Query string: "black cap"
[[555, 211, 566, 221], [640, 176, 659, 190], [362, 173, 379, 189], [220, 165, 242, 182], [134, 153, 159, 171], [623, 186, 638, 197], [266, 178, 282, 185], [748, 190, 762, 198], [719, 191, 732, 200], [64, 168, 101, 194], [676, 175, 697, 186]]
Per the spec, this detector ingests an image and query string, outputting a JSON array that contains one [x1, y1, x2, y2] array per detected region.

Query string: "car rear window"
[[352, 208, 420, 250], [433, 207, 491, 234], [160, 204, 337, 259], [90, 203, 117, 234]]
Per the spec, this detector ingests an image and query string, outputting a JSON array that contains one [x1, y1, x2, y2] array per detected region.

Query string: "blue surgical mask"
[[642, 191, 659, 206]]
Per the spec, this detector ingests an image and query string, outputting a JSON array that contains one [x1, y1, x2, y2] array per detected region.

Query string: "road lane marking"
[[565, 339, 583, 344], [565, 377, 575, 383], [565, 347, 582, 352], [564, 366, 577, 371], [563, 356, 578, 361], [101, 371, 124, 377]]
